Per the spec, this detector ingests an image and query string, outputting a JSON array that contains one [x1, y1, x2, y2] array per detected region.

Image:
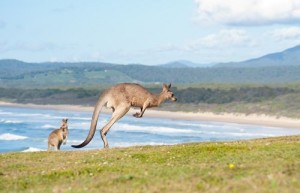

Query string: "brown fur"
[[72, 83, 177, 149], [48, 118, 69, 151]]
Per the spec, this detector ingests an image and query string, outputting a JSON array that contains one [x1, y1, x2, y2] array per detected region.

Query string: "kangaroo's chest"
[[130, 96, 158, 108], [130, 96, 144, 107]]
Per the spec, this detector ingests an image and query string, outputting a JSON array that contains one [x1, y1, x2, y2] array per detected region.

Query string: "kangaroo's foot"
[[133, 112, 142, 118]]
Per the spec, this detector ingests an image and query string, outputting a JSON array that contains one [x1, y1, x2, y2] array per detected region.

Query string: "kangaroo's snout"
[[170, 93, 177, 102]]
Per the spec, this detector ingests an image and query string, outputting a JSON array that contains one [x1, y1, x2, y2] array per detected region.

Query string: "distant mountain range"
[[160, 45, 300, 68], [215, 45, 300, 68], [1, 45, 300, 87], [159, 60, 215, 68]]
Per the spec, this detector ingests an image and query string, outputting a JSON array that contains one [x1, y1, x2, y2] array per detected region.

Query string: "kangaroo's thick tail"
[[72, 95, 107, 148]]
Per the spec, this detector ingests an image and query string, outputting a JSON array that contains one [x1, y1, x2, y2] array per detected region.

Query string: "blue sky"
[[1, 0, 300, 65]]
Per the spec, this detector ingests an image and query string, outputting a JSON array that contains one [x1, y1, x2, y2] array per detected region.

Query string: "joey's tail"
[[72, 96, 107, 148]]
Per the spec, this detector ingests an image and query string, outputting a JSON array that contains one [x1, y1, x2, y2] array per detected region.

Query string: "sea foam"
[[40, 124, 57, 129], [0, 119, 22, 124], [22, 147, 45, 152], [114, 123, 198, 134], [0, 133, 28, 140]]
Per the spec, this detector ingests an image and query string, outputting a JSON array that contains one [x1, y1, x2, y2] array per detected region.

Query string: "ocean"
[[1, 106, 300, 153]]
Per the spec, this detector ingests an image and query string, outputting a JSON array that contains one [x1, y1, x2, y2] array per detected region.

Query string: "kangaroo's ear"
[[163, 83, 168, 90], [168, 84, 171, 89], [65, 118, 68, 122]]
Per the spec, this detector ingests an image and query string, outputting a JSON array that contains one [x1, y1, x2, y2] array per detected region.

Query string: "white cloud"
[[188, 29, 251, 49], [272, 27, 300, 40], [195, 0, 300, 25]]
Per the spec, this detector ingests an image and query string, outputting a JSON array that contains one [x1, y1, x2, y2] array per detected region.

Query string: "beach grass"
[[0, 135, 300, 193]]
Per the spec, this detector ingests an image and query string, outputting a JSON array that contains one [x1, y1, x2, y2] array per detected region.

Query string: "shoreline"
[[0, 101, 299, 129]]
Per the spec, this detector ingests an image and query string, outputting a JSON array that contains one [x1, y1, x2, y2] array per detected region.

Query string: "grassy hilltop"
[[1, 135, 299, 193]]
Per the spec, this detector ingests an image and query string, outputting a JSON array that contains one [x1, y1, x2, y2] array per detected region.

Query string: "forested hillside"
[[2, 60, 300, 88], [2, 45, 300, 87], [1, 84, 300, 118], [0, 85, 297, 105], [1, 45, 300, 117]]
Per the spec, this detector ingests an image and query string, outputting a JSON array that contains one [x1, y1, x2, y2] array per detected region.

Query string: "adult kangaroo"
[[72, 83, 177, 149]]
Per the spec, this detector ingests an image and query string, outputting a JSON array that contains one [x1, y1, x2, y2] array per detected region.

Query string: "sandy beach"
[[0, 101, 299, 129]]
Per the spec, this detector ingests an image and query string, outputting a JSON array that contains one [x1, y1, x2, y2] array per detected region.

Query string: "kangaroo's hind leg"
[[57, 141, 62, 150], [100, 104, 130, 148], [133, 100, 150, 118]]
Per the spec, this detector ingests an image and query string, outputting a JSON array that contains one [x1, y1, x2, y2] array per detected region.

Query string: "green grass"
[[1, 136, 300, 193]]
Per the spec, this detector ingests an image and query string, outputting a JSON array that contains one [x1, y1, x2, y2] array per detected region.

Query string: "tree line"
[[0, 86, 296, 105]]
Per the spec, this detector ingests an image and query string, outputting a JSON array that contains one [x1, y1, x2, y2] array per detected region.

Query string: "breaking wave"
[[22, 147, 45, 152], [0, 119, 23, 124], [0, 133, 28, 140], [40, 124, 57, 129]]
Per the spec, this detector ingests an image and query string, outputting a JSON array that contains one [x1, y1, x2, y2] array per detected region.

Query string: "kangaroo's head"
[[162, 83, 177, 102], [61, 118, 68, 132]]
